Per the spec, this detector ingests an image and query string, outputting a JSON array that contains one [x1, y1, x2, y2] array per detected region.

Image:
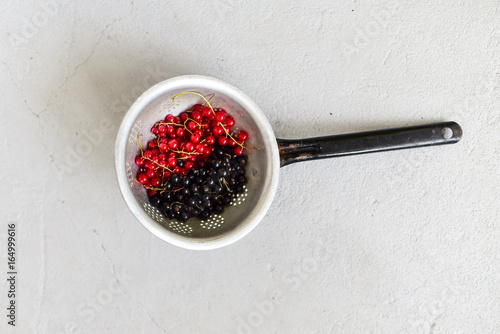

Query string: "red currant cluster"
[[134, 103, 248, 196]]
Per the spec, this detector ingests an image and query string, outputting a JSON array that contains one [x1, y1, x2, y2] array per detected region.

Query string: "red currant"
[[225, 116, 235, 127], [234, 146, 244, 156], [215, 111, 226, 122], [168, 139, 179, 150], [135, 156, 145, 166], [237, 131, 248, 142], [190, 134, 200, 144], [202, 106, 212, 118], [167, 157, 177, 167], [206, 135, 215, 145], [151, 177, 161, 187], [138, 173, 148, 184], [187, 121, 197, 131], [192, 111, 202, 121], [213, 125, 223, 137], [218, 136, 228, 146], [185, 142, 195, 152], [176, 127, 185, 137], [195, 144, 205, 153]]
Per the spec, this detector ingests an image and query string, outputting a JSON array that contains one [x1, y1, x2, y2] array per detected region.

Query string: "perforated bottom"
[[141, 186, 249, 236], [143, 203, 166, 224], [167, 220, 194, 235], [200, 215, 224, 229], [232, 186, 248, 206]]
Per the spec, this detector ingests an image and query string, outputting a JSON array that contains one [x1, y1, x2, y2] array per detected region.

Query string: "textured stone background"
[[1, 1, 499, 333]]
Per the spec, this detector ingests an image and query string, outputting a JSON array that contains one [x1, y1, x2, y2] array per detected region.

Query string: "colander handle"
[[277, 121, 462, 167]]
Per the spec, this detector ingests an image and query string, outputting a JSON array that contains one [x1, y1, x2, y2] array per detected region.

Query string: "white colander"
[[115, 75, 280, 250]]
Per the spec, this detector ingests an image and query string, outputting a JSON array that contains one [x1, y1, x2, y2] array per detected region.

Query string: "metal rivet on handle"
[[441, 127, 453, 139]]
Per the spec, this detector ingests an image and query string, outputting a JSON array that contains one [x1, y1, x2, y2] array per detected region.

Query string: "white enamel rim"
[[115, 75, 280, 250]]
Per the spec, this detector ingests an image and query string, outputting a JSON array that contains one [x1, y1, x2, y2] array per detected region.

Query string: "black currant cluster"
[[149, 144, 248, 222]]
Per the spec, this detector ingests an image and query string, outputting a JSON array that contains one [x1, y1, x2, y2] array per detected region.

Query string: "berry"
[[151, 178, 161, 187], [176, 127, 185, 137], [192, 111, 202, 121], [186, 142, 195, 152], [190, 133, 200, 144], [237, 131, 248, 142], [149, 195, 162, 207], [187, 121, 197, 131], [170, 174, 180, 184], [234, 147, 244, 156], [225, 116, 235, 127], [237, 156, 247, 165], [206, 135, 215, 145], [218, 136, 228, 146], [213, 125, 224, 137], [215, 111, 226, 122], [168, 139, 179, 150], [167, 157, 177, 167], [202, 106, 212, 118], [159, 143, 168, 152], [138, 173, 148, 184], [195, 144, 205, 153], [135, 156, 145, 166]]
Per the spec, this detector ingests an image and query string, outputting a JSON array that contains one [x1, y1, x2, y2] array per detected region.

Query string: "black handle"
[[277, 121, 462, 167]]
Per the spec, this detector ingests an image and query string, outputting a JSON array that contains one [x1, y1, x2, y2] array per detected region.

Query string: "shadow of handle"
[[277, 121, 463, 167]]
